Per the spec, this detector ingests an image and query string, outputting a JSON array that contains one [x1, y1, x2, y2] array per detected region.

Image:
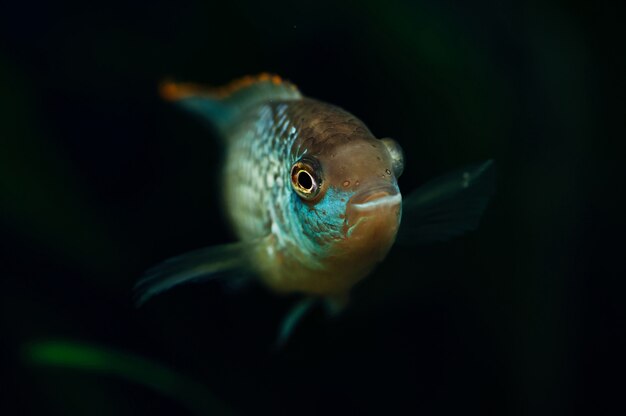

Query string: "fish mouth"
[[345, 184, 402, 235], [349, 184, 402, 210], [341, 183, 402, 263]]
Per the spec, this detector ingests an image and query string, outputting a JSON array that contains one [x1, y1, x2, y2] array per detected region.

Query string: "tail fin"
[[160, 73, 302, 135]]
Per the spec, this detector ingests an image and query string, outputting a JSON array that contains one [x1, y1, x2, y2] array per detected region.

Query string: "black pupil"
[[298, 171, 313, 190]]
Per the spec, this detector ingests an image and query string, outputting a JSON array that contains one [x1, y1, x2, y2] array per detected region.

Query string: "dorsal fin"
[[160, 73, 302, 135]]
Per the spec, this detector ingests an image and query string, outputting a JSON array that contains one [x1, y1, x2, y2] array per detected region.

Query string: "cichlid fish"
[[135, 74, 494, 343]]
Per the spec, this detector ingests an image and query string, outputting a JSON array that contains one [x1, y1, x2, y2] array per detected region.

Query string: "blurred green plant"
[[23, 340, 235, 415]]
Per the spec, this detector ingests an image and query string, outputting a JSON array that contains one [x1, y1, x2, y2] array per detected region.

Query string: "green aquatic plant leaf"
[[23, 340, 235, 415]]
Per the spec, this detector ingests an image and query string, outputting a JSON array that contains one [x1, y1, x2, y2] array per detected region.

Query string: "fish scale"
[[224, 103, 295, 243]]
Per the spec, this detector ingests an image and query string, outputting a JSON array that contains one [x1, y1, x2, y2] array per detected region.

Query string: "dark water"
[[0, 1, 623, 415]]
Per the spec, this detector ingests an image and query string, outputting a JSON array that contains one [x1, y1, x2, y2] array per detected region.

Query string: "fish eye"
[[290, 159, 321, 200], [381, 137, 404, 178]]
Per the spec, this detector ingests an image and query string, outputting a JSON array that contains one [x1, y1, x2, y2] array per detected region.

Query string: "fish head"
[[317, 135, 403, 259], [288, 114, 404, 290]]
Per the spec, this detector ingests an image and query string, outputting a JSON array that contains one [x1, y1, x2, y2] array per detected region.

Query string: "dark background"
[[1, 0, 623, 415]]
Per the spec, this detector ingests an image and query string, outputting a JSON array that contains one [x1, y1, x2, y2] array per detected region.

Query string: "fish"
[[134, 73, 495, 343]]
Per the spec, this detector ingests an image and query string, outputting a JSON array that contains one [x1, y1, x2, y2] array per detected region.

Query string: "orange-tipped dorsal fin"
[[159, 73, 300, 101], [158, 73, 301, 134]]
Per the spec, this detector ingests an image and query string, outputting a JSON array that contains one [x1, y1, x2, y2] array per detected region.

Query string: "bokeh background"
[[1, 0, 623, 415]]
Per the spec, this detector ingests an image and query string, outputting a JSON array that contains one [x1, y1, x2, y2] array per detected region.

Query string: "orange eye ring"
[[290, 160, 321, 200]]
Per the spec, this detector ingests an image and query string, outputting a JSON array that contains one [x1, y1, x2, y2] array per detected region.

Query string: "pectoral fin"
[[274, 293, 351, 349], [275, 297, 317, 349], [134, 239, 262, 306], [396, 160, 495, 245]]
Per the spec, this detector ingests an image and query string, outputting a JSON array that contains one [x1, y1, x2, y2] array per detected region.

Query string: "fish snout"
[[349, 183, 402, 209], [345, 184, 402, 230]]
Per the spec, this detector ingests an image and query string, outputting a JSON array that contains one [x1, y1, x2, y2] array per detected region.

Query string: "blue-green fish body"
[[225, 101, 402, 297], [136, 74, 494, 336]]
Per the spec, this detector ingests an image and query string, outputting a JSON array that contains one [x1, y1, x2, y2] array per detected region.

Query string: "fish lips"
[[344, 184, 402, 239]]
